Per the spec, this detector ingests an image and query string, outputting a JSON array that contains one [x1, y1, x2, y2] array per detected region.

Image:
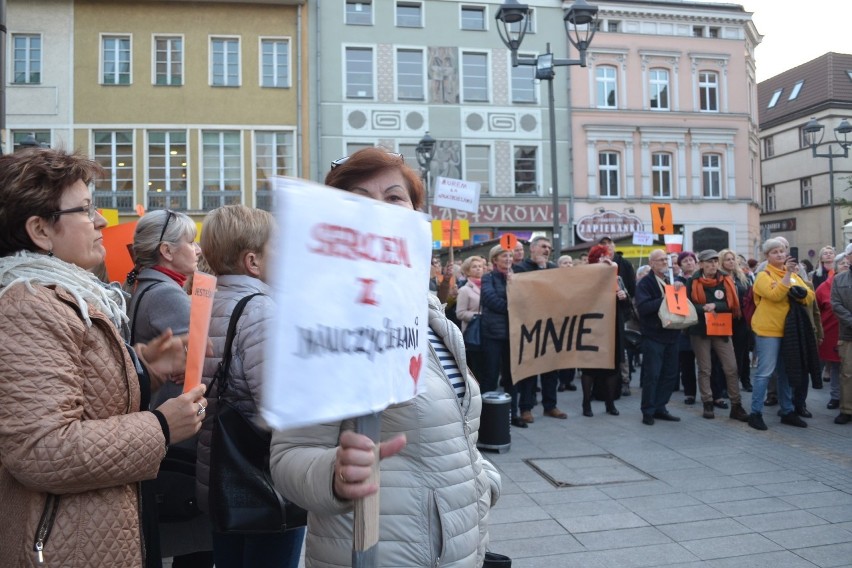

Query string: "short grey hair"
[[132, 209, 197, 270], [836, 252, 848, 271], [762, 238, 786, 256]]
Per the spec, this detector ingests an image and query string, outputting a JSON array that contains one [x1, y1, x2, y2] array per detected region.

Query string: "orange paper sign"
[[665, 284, 690, 316], [102, 221, 138, 282], [705, 312, 733, 336], [183, 272, 217, 393], [651, 204, 673, 235], [500, 233, 518, 251]]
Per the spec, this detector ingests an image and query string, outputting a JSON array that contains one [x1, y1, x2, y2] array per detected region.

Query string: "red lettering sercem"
[[309, 223, 412, 267]]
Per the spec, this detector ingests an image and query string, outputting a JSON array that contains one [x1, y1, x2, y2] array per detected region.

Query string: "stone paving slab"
[[792, 541, 852, 567], [734, 509, 830, 532], [763, 524, 852, 549], [655, 518, 753, 542], [679, 532, 784, 559]]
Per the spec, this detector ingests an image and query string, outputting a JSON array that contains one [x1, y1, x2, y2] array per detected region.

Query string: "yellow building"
[[71, 0, 308, 220]]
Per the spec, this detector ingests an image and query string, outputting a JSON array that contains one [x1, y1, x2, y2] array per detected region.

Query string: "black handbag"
[[463, 306, 483, 351], [208, 293, 307, 534]]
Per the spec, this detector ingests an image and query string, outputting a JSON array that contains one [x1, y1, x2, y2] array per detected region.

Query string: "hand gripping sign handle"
[[352, 411, 382, 568]]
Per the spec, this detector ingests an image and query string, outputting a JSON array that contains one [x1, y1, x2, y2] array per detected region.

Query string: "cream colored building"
[[758, 52, 852, 260]]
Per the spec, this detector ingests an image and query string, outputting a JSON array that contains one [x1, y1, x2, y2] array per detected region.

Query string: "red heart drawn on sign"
[[409, 354, 423, 391]]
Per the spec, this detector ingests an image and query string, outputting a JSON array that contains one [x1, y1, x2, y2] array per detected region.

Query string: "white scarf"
[[0, 251, 128, 330]]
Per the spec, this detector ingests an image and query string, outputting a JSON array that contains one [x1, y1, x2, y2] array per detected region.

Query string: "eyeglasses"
[[330, 152, 404, 170], [158, 209, 175, 244], [49, 202, 99, 222]]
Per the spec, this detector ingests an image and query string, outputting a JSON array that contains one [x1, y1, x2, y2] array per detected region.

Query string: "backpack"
[[741, 286, 756, 327]]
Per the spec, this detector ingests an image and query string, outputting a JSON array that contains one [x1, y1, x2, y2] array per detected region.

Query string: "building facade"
[[5, 0, 308, 221], [309, 0, 761, 257], [758, 52, 852, 259]]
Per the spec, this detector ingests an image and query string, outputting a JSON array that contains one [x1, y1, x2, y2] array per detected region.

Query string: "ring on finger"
[[196, 402, 206, 416], [338, 470, 347, 484]]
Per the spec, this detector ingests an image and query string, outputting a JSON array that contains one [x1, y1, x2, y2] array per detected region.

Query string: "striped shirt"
[[427, 328, 466, 403]]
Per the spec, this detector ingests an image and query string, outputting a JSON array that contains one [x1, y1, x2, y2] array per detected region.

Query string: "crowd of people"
[[434, 234, 849, 432], [0, 145, 848, 568]]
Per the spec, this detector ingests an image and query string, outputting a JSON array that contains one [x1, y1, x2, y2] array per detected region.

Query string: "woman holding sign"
[[0, 148, 207, 567], [685, 250, 749, 422], [127, 210, 213, 568], [270, 148, 501, 568]]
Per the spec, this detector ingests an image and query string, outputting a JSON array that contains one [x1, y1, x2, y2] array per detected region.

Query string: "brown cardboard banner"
[[508, 264, 616, 381]]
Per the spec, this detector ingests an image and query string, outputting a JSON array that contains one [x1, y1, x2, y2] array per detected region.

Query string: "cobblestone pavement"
[[484, 373, 852, 567]]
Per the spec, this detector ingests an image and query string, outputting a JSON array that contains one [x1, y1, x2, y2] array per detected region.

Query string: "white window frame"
[[395, 47, 425, 101], [651, 152, 672, 198], [767, 88, 782, 108], [801, 177, 813, 206], [152, 35, 183, 86], [259, 37, 291, 88], [763, 185, 776, 212], [11, 129, 50, 151], [395, 1, 423, 28], [93, 130, 134, 209], [344, 45, 375, 100], [254, 130, 296, 210], [345, 0, 374, 26], [146, 130, 189, 210], [460, 5, 487, 31], [464, 144, 492, 196], [649, 68, 669, 110], [100, 33, 132, 85], [201, 130, 243, 208], [788, 80, 804, 100], [763, 136, 774, 158], [596, 65, 618, 109], [699, 71, 718, 112], [209, 36, 241, 87], [511, 52, 537, 104], [12, 33, 42, 84], [702, 153, 722, 198], [461, 50, 489, 103], [599, 151, 620, 198], [512, 143, 540, 196]]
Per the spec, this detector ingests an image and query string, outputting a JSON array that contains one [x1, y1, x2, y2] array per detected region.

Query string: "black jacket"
[[480, 270, 510, 340]]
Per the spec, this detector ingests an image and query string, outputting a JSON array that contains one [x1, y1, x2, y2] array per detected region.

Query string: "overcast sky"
[[706, 0, 851, 82]]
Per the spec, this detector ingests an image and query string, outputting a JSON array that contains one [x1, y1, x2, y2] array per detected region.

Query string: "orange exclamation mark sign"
[[651, 203, 673, 234]]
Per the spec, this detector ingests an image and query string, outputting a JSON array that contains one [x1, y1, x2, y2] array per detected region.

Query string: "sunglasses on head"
[[330, 151, 404, 170], [158, 209, 175, 244]]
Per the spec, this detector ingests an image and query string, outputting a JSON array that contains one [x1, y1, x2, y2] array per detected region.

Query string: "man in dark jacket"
[[830, 267, 852, 424], [635, 249, 683, 425], [512, 236, 568, 421], [600, 236, 636, 297]]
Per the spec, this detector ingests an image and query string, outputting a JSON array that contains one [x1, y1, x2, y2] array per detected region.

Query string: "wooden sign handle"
[[352, 412, 382, 568]]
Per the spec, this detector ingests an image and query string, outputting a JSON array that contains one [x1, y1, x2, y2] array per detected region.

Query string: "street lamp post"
[[495, 0, 598, 254], [803, 117, 852, 249], [415, 131, 436, 210]]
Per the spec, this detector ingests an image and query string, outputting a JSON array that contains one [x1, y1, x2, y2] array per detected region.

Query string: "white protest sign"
[[632, 231, 654, 246], [432, 176, 481, 214], [262, 177, 432, 430]]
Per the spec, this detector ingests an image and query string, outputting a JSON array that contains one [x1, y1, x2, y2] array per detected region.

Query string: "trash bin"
[[477, 391, 511, 453]]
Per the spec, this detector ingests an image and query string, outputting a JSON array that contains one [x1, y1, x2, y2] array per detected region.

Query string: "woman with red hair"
[[579, 245, 629, 417]]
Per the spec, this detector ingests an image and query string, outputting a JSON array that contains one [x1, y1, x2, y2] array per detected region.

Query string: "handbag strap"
[[129, 280, 165, 345], [214, 293, 265, 399]]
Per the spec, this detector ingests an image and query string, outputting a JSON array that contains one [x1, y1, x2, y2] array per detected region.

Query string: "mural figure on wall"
[[431, 141, 462, 181], [428, 47, 459, 104]]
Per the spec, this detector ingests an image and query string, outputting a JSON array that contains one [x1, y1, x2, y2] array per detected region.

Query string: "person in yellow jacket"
[[749, 238, 815, 430]]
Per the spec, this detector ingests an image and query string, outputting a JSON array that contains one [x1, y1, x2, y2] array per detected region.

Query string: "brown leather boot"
[[729, 403, 749, 422], [703, 402, 715, 419]]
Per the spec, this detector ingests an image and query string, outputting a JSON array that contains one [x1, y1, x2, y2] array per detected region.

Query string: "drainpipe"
[[0, 0, 7, 154]]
